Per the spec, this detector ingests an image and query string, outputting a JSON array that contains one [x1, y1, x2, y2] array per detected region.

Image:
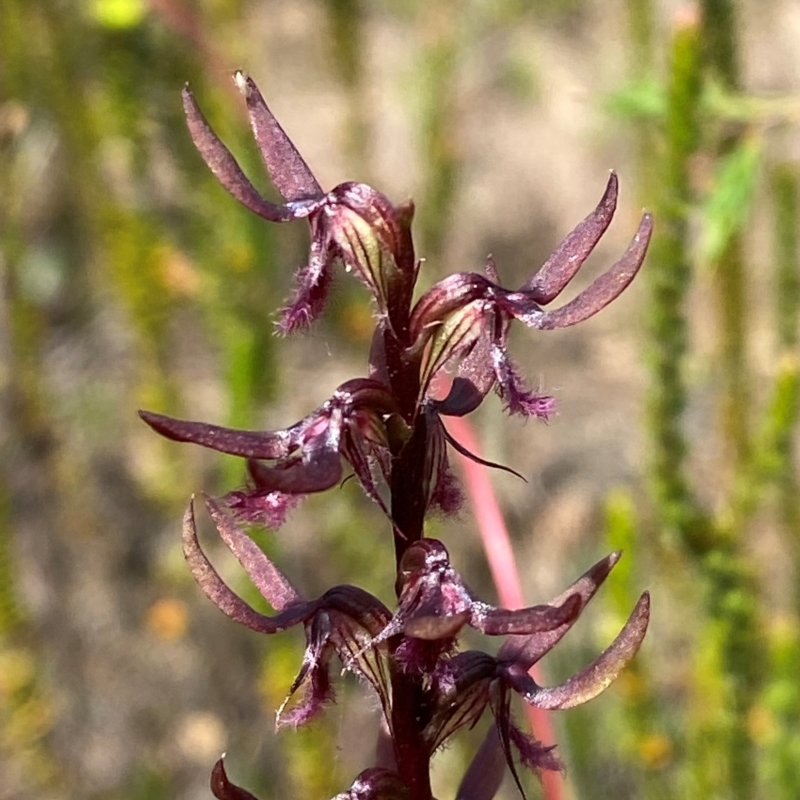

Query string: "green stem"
[[645, 10, 705, 549]]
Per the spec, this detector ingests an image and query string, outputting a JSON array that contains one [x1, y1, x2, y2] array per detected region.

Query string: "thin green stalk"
[[697, 4, 762, 797], [604, 491, 672, 800], [645, 10, 706, 550], [770, 165, 800, 565], [701, 0, 750, 468]]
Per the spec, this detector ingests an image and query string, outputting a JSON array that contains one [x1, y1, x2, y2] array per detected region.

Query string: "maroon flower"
[[140, 378, 398, 526], [183, 74, 415, 333], [183, 495, 393, 725], [410, 173, 653, 419], [211, 760, 410, 800], [424, 552, 650, 797], [355, 539, 582, 675]]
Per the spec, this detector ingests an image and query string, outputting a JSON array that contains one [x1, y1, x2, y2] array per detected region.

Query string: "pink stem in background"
[[444, 414, 566, 800]]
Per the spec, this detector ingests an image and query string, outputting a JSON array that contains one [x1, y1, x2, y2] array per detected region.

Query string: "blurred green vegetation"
[[1, 1, 799, 799]]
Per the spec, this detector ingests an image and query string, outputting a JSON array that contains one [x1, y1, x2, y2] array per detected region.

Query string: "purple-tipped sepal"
[[409, 176, 652, 418], [140, 378, 398, 528], [183, 497, 393, 726], [421, 553, 649, 798]]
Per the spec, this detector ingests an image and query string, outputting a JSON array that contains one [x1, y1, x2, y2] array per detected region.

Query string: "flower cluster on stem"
[[141, 71, 653, 800]]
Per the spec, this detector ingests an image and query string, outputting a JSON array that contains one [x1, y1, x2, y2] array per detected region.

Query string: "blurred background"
[[1, 0, 799, 798]]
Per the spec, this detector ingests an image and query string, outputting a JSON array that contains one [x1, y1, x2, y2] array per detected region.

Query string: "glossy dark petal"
[[409, 272, 493, 347], [425, 651, 497, 750], [510, 591, 650, 709], [211, 758, 261, 800], [499, 551, 622, 667], [418, 300, 488, 396], [326, 183, 407, 307], [182, 499, 311, 633], [521, 172, 618, 302], [138, 410, 290, 459], [320, 584, 393, 636], [509, 212, 654, 330], [182, 85, 318, 223], [330, 610, 393, 724], [335, 377, 400, 414], [234, 71, 322, 202], [247, 445, 343, 494], [335, 768, 411, 800], [203, 495, 301, 610], [471, 593, 581, 636], [436, 376, 487, 417]]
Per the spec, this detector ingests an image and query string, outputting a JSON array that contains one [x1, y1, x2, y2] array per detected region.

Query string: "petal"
[[225, 488, 303, 528], [276, 222, 335, 334], [498, 551, 623, 667], [138, 410, 290, 459], [247, 449, 343, 494], [418, 300, 489, 398], [234, 71, 322, 202], [245, 412, 344, 495], [435, 322, 498, 418], [490, 346, 556, 420], [276, 613, 336, 728], [511, 591, 650, 709], [325, 183, 408, 308], [520, 172, 618, 302], [508, 212, 654, 330], [182, 499, 311, 633], [320, 585, 393, 637], [436, 376, 487, 418], [424, 651, 497, 751], [203, 494, 301, 611], [470, 593, 581, 636], [409, 272, 494, 347], [335, 768, 411, 800], [182, 85, 318, 223], [211, 757, 261, 800]]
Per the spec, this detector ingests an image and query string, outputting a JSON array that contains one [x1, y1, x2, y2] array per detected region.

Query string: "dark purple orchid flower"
[[183, 73, 415, 333], [353, 539, 581, 676], [410, 173, 653, 419], [212, 759, 410, 800], [140, 378, 399, 527], [423, 551, 650, 798], [183, 495, 393, 725]]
